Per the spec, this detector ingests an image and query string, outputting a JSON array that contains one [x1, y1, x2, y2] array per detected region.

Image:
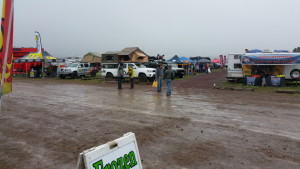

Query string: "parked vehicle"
[[58, 62, 92, 79], [143, 61, 185, 78], [101, 63, 156, 82], [227, 51, 300, 82], [226, 53, 244, 82], [165, 62, 185, 78], [242, 52, 300, 80]]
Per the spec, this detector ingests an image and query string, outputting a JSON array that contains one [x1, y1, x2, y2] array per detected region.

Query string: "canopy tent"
[[118, 47, 149, 63], [167, 55, 184, 64], [13, 51, 63, 63], [81, 52, 101, 63], [101, 47, 149, 63], [180, 56, 195, 64], [197, 58, 211, 63], [242, 53, 300, 65], [131, 51, 148, 62], [212, 58, 221, 63]]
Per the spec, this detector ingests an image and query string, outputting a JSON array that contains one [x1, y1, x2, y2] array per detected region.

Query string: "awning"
[[212, 58, 221, 63], [242, 53, 300, 65], [180, 56, 195, 64], [13, 51, 62, 63]]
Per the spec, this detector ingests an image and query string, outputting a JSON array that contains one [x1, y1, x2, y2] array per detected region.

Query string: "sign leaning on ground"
[[77, 132, 143, 169]]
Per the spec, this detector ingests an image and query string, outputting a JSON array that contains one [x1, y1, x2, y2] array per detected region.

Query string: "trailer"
[[242, 52, 300, 80], [226, 53, 244, 82]]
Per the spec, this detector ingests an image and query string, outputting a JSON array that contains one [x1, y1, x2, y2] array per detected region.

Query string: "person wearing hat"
[[117, 63, 125, 89]]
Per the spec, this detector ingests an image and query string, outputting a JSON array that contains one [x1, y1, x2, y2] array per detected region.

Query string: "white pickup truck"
[[58, 62, 92, 79], [101, 63, 156, 82]]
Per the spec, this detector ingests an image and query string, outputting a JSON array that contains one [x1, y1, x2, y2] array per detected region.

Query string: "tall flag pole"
[[0, 0, 14, 110], [34, 31, 42, 58], [34, 31, 44, 78]]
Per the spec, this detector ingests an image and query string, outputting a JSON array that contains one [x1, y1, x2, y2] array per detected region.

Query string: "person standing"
[[128, 65, 135, 89], [163, 65, 175, 96], [205, 63, 209, 74], [117, 63, 125, 89], [199, 62, 203, 73], [155, 63, 164, 92]]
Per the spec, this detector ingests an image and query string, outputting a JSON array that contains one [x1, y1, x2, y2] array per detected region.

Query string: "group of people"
[[116, 63, 135, 89], [199, 63, 211, 74], [116, 63, 175, 96], [155, 63, 175, 96], [30, 64, 43, 78]]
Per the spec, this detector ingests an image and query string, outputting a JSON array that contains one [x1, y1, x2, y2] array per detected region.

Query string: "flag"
[[219, 55, 223, 67], [0, 0, 14, 96], [35, 32, 43, 58]]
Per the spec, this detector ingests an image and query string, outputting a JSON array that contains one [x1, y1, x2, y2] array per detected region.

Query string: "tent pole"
[[42, 61, 44, 78], [26, 63, 27, 78]]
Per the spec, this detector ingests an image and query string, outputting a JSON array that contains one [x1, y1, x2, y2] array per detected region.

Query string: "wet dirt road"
[[1, 71, 300, 169]]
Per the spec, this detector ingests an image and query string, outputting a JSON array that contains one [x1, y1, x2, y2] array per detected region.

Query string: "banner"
[[219, 55, 223, 67], [242, 53, 300, 65], [35, 32, 43, 57], [77, 132, 143, 169], [0, 0, 14, 96], [246, 76, 256, 86], [219, 55, 223, 64]]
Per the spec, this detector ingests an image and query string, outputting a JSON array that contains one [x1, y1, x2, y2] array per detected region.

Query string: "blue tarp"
[[274, 50, 289, 53], [167, 55, 184, 64], [180, 56, 195, 64], [246, 49, 263, 53], [242, 53, 300, 65]]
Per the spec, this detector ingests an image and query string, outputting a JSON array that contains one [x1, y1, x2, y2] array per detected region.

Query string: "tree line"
[[293, 47, 300, 52]]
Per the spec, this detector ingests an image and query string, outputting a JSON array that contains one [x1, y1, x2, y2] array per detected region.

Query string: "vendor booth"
[[180, 56, 195, 75], [242, 52, 300, 86], [13, 51, 65, 77], [168, 55, 184, 64]]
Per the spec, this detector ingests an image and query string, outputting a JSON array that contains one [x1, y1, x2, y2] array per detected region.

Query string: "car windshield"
[[67, 63, 79, 68], [135, 63, 147, 68]]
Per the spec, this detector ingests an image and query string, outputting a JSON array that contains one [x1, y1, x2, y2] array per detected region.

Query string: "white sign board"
[[77, 132, 143, 169]]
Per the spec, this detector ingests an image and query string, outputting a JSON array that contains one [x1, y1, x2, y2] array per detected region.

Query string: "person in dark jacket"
[[117, 63, 125, 89], [155, 63, 164, 92], [163, 65, 175, 96]]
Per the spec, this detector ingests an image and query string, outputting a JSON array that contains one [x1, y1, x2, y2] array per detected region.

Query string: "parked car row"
[[56, 61, 186, 82]]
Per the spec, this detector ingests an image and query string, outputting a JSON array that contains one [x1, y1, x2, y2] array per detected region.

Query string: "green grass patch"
[[221, 80, 300, 96]]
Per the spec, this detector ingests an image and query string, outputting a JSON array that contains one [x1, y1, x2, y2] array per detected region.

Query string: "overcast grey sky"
[[8, 0, 300, 59]]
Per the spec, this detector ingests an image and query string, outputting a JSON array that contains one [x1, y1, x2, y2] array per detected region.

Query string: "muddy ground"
[[1, 70, 300, 169]]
